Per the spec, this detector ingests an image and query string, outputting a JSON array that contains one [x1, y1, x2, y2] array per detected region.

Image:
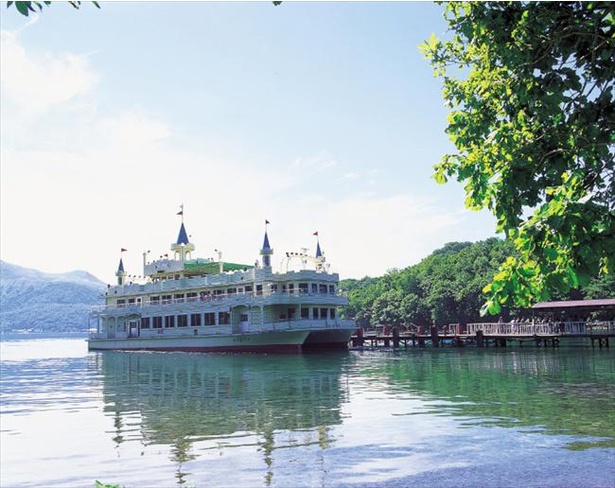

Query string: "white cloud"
[[291, 154, 338, 171], [0, 30, 98, 117], [94, 111, 172, 152], [0, 27, 497, 285], [319, 194, 466, 277]]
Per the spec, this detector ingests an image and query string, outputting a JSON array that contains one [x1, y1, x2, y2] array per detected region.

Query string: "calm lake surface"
[[1, 336, 614, 488]]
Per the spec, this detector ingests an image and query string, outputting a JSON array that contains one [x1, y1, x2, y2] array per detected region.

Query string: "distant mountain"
[[0, 261, 106, 333]]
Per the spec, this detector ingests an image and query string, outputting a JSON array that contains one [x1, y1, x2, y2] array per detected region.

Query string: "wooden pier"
[[350, 320, 615, 349]]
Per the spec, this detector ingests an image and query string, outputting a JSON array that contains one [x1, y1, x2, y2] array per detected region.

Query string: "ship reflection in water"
[[97, 351, 349, 485]]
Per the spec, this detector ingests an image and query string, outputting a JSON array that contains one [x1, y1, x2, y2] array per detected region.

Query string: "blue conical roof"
[[315, 241, 322, 258], [262, 231, 271, 250], [176, 223, 190, 245], [117, 258, 125, 273]]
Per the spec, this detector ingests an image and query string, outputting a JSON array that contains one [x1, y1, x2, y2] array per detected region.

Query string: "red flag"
[[121, 248, 127, 252], [313, 231, 318, 236]]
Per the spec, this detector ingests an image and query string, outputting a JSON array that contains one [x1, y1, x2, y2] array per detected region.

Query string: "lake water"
[[1, 336, 614, 488]]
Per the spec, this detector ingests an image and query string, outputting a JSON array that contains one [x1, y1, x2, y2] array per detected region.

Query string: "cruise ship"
[[88, 215, 355, 352]]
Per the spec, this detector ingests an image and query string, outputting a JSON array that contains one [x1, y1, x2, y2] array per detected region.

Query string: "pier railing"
[[465, 320, 615, 336]]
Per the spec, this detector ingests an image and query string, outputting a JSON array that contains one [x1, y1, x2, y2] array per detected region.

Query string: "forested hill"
[[340, 238, 614, 328]]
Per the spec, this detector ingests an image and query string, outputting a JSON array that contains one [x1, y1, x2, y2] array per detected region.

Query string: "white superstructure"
[[88, 215, 355, 352]]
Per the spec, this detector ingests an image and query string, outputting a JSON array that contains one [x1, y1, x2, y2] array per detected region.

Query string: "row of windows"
[[141, 312, 231, 329], [116, 282, 336, 307], [139, 307, 336, 329], [283, 307, 336, 320]]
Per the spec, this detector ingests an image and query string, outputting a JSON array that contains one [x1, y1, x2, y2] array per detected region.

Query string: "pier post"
[[353, 327, 364, 347], [476, 330, 484, 348], [431, 326, 440, 348], [392, 327, 400, 348]]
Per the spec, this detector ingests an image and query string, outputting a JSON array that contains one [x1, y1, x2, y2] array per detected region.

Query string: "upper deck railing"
[[93, 289, 347, 314]]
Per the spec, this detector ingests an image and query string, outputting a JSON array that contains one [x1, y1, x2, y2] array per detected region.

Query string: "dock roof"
[[532, 299, 615, 312]]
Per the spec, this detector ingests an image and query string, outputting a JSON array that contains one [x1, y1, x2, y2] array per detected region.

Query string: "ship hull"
[[303, 327, 356, 350], [88, 330, 311, 353]]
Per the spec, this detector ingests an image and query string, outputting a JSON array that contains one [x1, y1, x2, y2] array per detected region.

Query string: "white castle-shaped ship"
[[88, 213, 355, 352]]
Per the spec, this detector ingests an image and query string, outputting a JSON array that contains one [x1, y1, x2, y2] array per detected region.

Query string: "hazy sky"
[[1, 1, 498, 284]]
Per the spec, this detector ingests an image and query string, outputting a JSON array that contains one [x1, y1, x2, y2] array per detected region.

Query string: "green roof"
[[184, 260, 254, 274]]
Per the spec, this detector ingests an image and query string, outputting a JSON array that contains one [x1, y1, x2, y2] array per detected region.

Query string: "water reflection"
[[96, 351, 349, 485], [2, 338, 614, 487], [364, 348, 615, 449]]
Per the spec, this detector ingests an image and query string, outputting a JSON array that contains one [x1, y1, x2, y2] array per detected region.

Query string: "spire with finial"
[[313, 231, 322, 258], [260, 219, 273, 268], [116, 249, 127, 285], [313, 231, 326, 271], [171, 205, 195, 261]]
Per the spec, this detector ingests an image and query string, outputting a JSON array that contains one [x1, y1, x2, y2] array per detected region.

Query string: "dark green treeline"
[[340, 238, 614, 328]]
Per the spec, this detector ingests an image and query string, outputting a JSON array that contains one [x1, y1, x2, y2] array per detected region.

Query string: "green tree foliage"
[[420, 2, 614, 315], [341, 238, 516, 327], [7, 1, 99, 16], [342, 238, 614, 328]]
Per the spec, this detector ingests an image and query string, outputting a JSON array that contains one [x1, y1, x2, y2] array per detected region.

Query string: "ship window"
[[311, 283, 318, 293], [117, 299, 126, 307], [187, 292, 198, 302], [320, 308, 328, 319], [204, 312, 216, 326], [164, 316, 175, 328], [282, 285, 287, 293], [329, 285, 335, 294], [153, 316, 162, 329], [162, 295, 172, 304], [141, 317, 151, 329], [270, 284, 278, 293], [240, 314, 249, 322], [177, 314, 188, 327], [288, 284, 294, 294], [245, 285, 253, 293], [128, 298, 135, 305], [299, 283, 308, 293], [330, 308, 336, 319], [313, 307, 319, 319], [214, 289, 224, 295], [151, 296, 160, 304], [227, 288, 236, 295], [319, 284, 327, 294], [191, 313, 202, 327], [301, 308, 309, 319], [174, 293, 185, 303], [256, 285, 263, 295], [218, 311, 230, 325]]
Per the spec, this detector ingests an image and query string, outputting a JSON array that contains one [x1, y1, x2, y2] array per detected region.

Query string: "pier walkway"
[[351, 320, 615, 349]]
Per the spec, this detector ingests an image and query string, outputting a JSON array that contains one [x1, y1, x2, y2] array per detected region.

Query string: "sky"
[[1, 1, 499, 285]]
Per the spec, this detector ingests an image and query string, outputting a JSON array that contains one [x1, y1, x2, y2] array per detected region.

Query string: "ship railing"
[[261, 318, 355, 332], [87, 318, 357, 339], [94, 291, 347, 312]]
